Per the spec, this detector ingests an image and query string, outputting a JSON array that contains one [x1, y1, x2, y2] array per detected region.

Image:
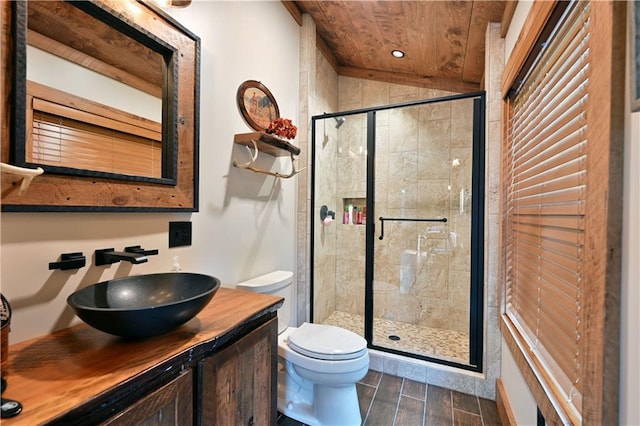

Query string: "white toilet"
[[237, 271, 369, 426]]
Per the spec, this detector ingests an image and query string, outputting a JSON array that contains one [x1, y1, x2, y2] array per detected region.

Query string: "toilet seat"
[[287, 323, 367, 361]]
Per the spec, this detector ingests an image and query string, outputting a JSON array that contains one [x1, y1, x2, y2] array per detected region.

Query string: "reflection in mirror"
[[21, 0, 174, 183]]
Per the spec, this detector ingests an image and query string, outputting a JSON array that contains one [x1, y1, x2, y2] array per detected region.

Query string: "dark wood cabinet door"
[[200, 318, 277, 426], [101, 369, 193, 426]]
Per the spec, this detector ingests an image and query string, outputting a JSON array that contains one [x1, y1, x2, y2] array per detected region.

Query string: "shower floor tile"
[[320, 311, 469, 363]]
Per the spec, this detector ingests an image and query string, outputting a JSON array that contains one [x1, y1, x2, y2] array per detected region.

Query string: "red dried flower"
[[266, 117, 297, 140]]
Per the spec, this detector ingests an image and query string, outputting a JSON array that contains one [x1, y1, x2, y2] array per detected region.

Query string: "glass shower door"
[[311, 92, 484, 371], [369, 96, 482, 367]]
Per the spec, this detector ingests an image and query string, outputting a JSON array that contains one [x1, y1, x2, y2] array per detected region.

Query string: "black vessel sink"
[[67, 273, 220, 338]]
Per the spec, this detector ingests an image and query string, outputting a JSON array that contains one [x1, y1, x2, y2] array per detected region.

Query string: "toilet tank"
[[236, 270, 293, 334]]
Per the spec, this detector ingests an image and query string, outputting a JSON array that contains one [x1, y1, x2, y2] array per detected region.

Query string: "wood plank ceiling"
[[286, 1, 508, 93]]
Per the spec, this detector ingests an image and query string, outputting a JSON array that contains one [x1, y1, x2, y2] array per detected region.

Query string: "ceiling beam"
[[281, 0, 303, 25], [338, 65, 480, 93]]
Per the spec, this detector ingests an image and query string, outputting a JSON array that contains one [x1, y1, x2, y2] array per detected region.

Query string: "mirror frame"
[[1, 0, 200, 212]]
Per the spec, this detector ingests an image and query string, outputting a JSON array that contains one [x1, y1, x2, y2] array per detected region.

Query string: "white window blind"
[[504, 1, 590, 420]]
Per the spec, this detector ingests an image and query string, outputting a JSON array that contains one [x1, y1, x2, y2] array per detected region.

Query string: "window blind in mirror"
[[30, 110, 162, 178], [26, 82, 162, 180]]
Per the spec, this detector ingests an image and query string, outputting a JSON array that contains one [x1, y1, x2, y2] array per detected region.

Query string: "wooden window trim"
[[27, 81, 161, 138], [501, 2, 557, 99], [499, 1, 625, 424]]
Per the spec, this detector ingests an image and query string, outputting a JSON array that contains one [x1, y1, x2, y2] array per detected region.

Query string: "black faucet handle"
[[124, 245, 159, 256], [49, 252, 86, 270]]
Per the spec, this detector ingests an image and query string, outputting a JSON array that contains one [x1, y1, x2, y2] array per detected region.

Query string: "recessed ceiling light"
[[391, 50, 405, 58]]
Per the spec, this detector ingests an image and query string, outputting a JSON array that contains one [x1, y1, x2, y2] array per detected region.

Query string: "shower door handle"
[[378, 216, 448, 240]]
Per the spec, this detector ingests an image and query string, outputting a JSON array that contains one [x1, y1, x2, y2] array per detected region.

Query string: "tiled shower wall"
[[297, 13, 340, 324]]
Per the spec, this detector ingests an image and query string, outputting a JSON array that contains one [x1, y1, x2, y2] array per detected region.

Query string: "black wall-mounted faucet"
[[95, 248, 149, 266]]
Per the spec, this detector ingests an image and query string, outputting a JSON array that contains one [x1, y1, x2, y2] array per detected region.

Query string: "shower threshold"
[[320, 311, 469, 364]]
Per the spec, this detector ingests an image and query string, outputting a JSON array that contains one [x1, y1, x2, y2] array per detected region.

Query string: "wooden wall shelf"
[[234, 132, 300, 157]]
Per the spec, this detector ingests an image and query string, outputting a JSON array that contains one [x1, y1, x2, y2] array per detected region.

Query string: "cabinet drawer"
[[101, 369, 193, 426]]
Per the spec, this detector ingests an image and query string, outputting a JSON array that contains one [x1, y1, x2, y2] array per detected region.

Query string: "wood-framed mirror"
[[1, 0, 200, 211]]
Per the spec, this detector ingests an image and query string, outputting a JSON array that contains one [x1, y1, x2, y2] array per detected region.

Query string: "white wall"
[[621, 11, 640, 422], [621, 122, 640, 423], [504, 1, 533, 61], [0, 1, 300, 344], [500, 2, 640, 425]]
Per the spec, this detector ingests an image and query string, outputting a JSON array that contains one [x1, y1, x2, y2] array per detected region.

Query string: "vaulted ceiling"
[[284, 1, 511, 93]]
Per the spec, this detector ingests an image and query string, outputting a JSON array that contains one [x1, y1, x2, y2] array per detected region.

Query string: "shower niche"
[[340, 197, 366, 225], [311, 92, 485, 372]]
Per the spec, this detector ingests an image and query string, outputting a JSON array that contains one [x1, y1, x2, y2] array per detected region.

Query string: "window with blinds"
[[26, 82, 162, 179], [504, 1, 589, 421]]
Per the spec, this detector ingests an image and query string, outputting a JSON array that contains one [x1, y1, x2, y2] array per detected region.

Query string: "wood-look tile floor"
[[277, 370, 501, 426]]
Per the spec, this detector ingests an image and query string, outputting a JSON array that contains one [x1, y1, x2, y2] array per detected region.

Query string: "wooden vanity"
[[1, 288, 283, 425]]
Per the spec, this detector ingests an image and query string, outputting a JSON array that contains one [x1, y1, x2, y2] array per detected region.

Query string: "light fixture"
[[153, 0, 192, 8], [391, 50, 405, 58], [169, 0, 192, 7]]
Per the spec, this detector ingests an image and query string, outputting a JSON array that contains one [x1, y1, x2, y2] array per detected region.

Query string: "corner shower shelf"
[[233, 132, 301, 157]]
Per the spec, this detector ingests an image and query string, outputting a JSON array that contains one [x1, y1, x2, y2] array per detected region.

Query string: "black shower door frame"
[[310, 91, 486, 373]]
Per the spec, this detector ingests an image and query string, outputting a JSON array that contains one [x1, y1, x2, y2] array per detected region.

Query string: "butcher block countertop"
[[2, 288, 283, 425]]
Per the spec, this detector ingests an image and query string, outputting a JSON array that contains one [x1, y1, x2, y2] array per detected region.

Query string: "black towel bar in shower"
[[378, 216, 448, 240]]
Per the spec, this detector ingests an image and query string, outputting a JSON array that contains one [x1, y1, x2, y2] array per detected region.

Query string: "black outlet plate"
[[169, 221, 192, 247]]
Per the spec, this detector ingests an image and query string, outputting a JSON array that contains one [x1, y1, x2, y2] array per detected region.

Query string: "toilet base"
[[277, 364, 362, 426], [277, 383, 362, 426]]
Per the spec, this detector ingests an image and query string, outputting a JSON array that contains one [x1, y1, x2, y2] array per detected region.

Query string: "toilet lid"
[[287, 323, 367, 361]]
